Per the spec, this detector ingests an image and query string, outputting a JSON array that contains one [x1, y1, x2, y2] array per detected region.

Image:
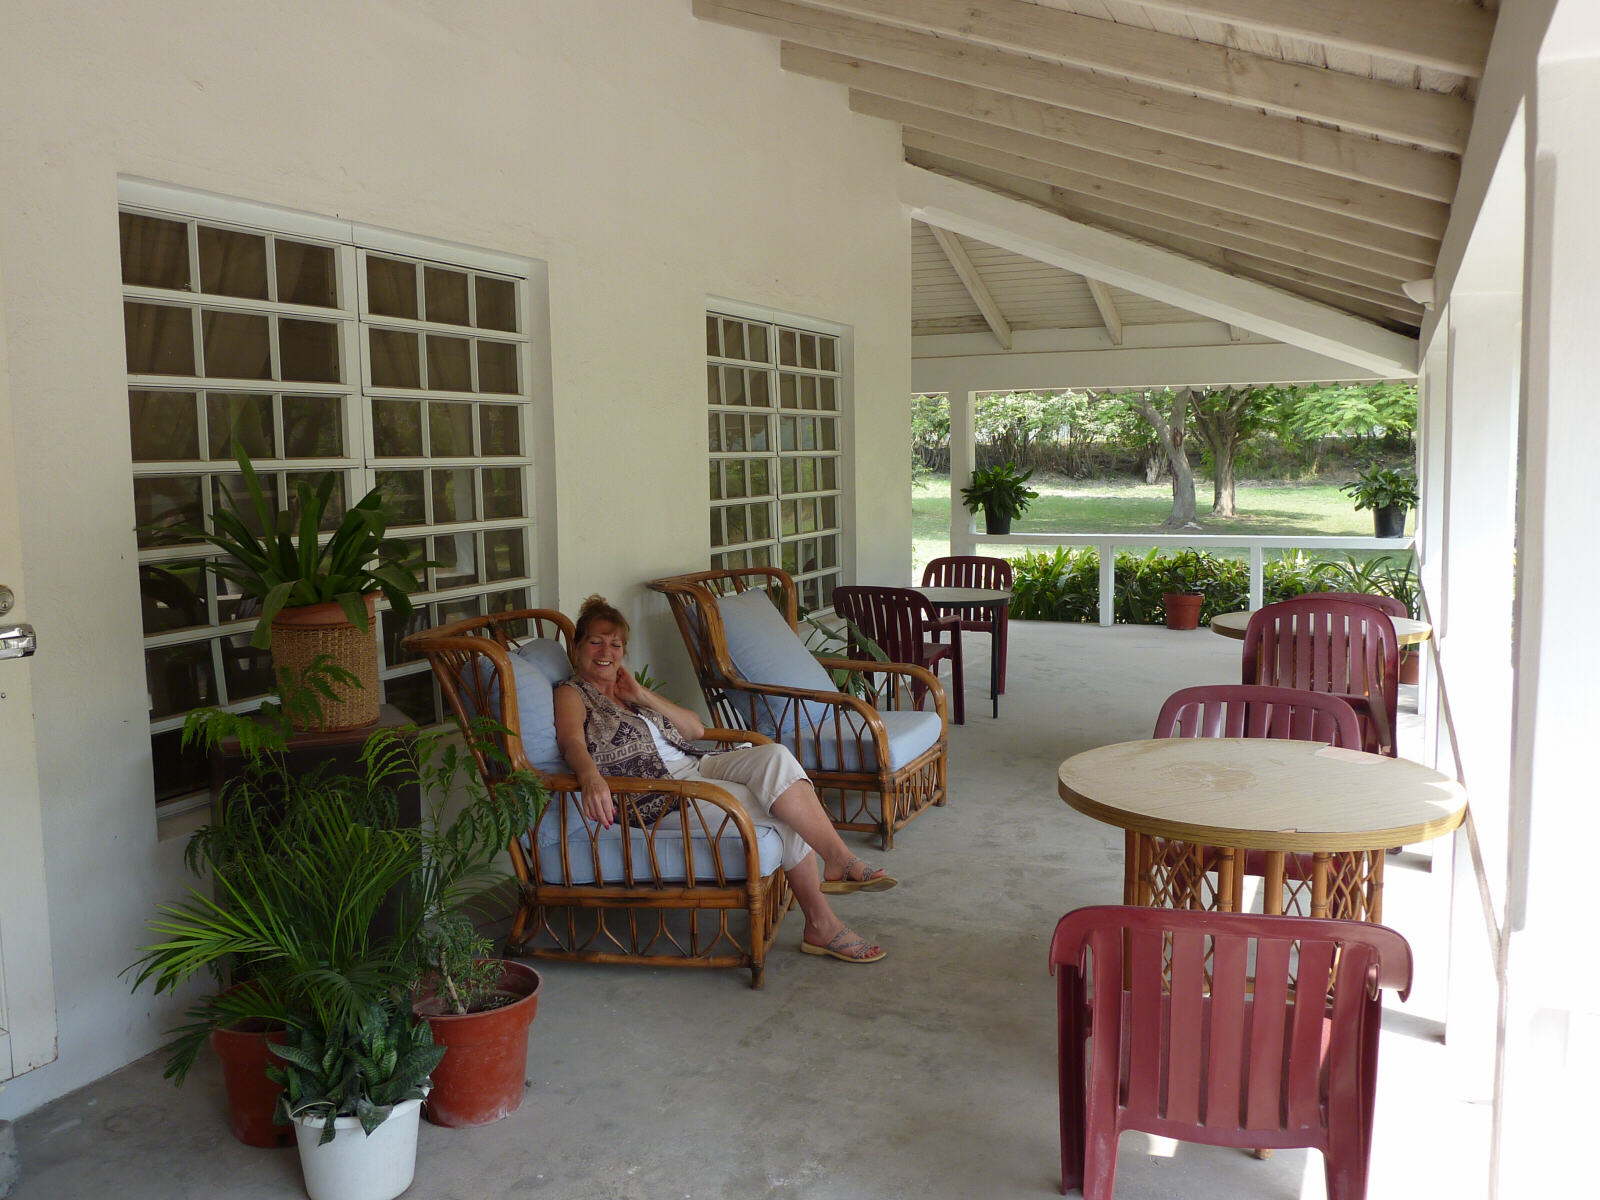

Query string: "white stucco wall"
[[0, 0, 909, 1115]]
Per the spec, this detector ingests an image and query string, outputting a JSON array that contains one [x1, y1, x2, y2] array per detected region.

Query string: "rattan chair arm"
[[698, 727, 774, 747], [813, 656, 951, 725]]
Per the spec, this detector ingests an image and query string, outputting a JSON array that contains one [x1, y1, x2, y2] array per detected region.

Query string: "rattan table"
[[1209, 608, 1434, 646], [1057, 738, 1466, 922]]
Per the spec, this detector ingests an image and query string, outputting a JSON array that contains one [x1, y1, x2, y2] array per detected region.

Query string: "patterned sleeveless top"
[[559, 677, 709, 827]]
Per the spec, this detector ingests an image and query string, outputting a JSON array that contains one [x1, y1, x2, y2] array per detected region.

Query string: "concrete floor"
[[6, 620, 1491, 1200]]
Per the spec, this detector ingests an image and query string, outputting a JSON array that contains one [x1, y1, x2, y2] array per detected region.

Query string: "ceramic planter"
[[293, 1096, 424, 1200], [269, 595, 379, 730], [209, 1020, 292, 1148], [1373, 504, 1407, 538], [415, 961, 542, 1127], [1162, 593, 1203, 630]]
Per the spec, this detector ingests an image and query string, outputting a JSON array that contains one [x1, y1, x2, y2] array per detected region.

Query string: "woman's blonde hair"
[[570, 594, 630, 666]]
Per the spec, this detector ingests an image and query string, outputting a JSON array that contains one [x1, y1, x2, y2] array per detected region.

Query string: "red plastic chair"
[[1050, 905, 1412, 1200], [920, 555, 1013, 693], [1241, 597, 1400, 757], [832, 585, 964, 725], [1153, 684, 1363, 894]]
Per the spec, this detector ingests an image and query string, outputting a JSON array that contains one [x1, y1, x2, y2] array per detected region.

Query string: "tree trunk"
[[1136, 388, 1197, 527], [1189, 388, 1249, 518]]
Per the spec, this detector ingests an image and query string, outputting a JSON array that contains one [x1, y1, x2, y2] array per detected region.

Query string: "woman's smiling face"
[[574, 620, 627, 687]]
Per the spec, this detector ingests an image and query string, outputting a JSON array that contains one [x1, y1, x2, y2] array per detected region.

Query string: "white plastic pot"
[[292, 1096, 424, 1200]]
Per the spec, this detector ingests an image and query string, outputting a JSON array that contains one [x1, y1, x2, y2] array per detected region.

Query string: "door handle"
[[0, 623, 37, 659]]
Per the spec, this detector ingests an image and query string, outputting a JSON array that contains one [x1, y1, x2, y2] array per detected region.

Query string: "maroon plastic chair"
[[833, 585, 964, 725], [1050, 905, 1412, 1200], [1153, 684, 1363, 891], [920, 555, 1013, 693], [1308, 591, 1409, 622], [1241, 597, 1400, 757]]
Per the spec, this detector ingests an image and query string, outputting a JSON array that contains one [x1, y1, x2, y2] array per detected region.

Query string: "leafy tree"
[[1276, 382, 1418, 456], [1188, 385, 1279, 516], [1133, 387, 1198, 527]]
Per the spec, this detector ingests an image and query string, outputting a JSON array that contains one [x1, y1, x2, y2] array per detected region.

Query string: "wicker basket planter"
[[270, 596, 379, 731]]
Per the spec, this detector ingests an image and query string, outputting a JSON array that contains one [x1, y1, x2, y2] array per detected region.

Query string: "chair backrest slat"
[[1286, 939, 1338, 1130], [1125, 927, 1167, 1120], [1164, 927, 1208, 1125], [1204, 931, 1249, 1128], [1244, 937, 1293, 1131]]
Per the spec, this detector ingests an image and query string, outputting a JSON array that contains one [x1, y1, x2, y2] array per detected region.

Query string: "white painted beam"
[[902, 165, 1418, 376], [1132, 0, 1497, 77], [694, 0, 1460, 200], [1083, 278, 1123, 346], [925, 223, 1012, 349], [781, 0, 1474, 150]]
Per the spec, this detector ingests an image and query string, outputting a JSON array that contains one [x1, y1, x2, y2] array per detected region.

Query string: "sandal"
[[800, 926, 886, 964], [820, 855, 898, 894]]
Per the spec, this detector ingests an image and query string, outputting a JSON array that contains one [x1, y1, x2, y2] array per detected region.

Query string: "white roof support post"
[[926, 223, 1012, 350], [902, 164, 1419, 377]]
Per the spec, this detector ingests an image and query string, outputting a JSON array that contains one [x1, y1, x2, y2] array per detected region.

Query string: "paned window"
[[121, 189, 535, 806], [705, 311, 842, 611]]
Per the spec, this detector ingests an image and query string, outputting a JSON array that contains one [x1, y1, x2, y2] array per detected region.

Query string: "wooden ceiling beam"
[[901, 128, 1441, 265], [924, 223, 1013, 350], [775, 0, 1474, 150], [1083, 278, 1124, 346], [1130, 0, 1497, 78], [902, 164, 1419, 372], [788, 46, 1452, 219], [857, 92, 1449, 239], [694, 0, 1460, 200]]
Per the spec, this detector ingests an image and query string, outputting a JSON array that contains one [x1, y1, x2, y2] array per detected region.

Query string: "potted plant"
[[1160, 549, 1208, 631], [960, 462, 1039, 535], [151, 443, 426, 730], [1340, 466, 1418, 539], [125, 684, 547, 1167], [270, 1000, 442, 1200]]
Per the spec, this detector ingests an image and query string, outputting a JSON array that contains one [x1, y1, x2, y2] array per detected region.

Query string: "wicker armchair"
[[648, 567, 949, 849], [403, 608, 793, 987]]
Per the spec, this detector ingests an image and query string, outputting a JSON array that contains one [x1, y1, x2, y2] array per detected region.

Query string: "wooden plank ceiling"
[[693, 0, 1499, 342]]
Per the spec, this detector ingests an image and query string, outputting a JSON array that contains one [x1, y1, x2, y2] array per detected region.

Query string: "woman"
[[552, 595, 893, 964]]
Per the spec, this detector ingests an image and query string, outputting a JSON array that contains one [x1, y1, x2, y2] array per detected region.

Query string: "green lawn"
[[913, 474, 1401, 578]]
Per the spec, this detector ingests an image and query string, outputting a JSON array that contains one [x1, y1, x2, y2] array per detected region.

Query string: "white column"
[[1416, 334, 1448, 773], [1496, 39, 1600, 1197], [948, 387, 977, 559]]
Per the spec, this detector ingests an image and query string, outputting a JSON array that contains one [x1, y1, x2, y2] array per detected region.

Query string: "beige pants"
[[665, 742, 812, 870]]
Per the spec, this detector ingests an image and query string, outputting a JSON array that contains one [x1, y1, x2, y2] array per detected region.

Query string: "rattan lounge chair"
[[648, 567, 949, 849], [404, 608, 794, 987]]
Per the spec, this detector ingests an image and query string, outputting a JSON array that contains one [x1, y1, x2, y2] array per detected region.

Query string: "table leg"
[[1262, 851, 1286, 916], [1311, 852, 1331, 918], [1214, 847, 1238, 913], [1123, 830, 1138, 905], [1367, 849, 1385, 923], [988, 601, 1003, 718]]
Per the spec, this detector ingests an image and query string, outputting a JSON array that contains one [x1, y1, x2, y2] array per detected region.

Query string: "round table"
[[1057, 738, 1466, 921], [1209, 608, 1434, 646], [911, 586, 1011, 718]]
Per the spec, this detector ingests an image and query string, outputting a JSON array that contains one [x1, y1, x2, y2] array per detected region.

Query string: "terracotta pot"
[[269, 595, 379, 731], [1399, 647, 1420, 685], [210, 1019, 292, 1148], [1162, 593, 1203, 631], [415, 961, 542, 1127]]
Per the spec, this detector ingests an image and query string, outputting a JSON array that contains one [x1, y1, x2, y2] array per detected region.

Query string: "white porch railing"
[[963, 532, 1416, 624]]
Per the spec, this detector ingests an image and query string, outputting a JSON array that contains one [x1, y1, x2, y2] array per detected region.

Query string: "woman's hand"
[[613, 667, 645, 707], [577, 767, 615, 829]]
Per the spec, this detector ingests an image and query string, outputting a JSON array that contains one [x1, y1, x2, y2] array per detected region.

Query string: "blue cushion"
[[796, 707, 944, 773], [526, 794, 784, 884], [717, 589, 836, 738], [470, 641, 567, 774], [515, 638, 572, 685]]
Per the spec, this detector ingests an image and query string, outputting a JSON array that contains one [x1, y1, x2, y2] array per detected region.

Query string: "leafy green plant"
[[151, 443, 427, 649], [269, 1000, 443, 1144], [1340, 466, 1418, 513], [412, 914, 506, 1017], [802, 612, 888, 697], [960, 463, 1039, 521], [1312, 553, 1421, 619]]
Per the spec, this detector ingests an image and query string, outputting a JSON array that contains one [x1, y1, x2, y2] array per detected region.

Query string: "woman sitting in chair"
[[553, 594, 895, 965]]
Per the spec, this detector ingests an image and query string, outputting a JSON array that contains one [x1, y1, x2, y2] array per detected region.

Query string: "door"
[[0, 273, 57, 1080]]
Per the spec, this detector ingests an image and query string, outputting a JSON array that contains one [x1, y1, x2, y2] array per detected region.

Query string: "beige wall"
[[0, 0, 910, 1114]]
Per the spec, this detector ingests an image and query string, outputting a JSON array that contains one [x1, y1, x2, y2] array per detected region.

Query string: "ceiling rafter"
[[1130, 0, 1497, 77], [857, 93, 1450, 240], [901, 164, 1419, 374], [901, 129, 1441, 265], [780, 0, 1474, 150], [786, 47, 1452, 222], [924, 223, 1013, 349], [694, 0, 1462, 200]]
